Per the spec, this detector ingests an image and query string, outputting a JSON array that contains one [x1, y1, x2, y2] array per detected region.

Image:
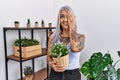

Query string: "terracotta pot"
[[53, 54, 69, 69], [25, 75, 33, 80]]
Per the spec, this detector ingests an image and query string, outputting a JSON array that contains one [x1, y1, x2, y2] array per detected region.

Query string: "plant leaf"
[[80, 61, 93, 78], [80, 52, 112, 79], [117, 51, 120, 58], [107, 65, 117, 80], [117, 68, 120, 80]]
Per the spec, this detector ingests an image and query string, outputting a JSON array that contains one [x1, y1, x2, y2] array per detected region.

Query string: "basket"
[[14, 45, 42, 58], [53, 54, 69, 69]]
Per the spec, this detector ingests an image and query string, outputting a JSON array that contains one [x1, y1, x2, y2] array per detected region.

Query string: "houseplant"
[[41, 20, 45, 28], [50, 43, 69, 69], [14, 37, 42, 58], [80, 51, 120, 80], [24, 66, 33, 80], [35, 21, 39, 27], [27, 19, 31, 28], [14, 21, 19, 28]]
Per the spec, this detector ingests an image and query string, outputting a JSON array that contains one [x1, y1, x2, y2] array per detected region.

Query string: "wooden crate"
[[14, 45, 42, 58]]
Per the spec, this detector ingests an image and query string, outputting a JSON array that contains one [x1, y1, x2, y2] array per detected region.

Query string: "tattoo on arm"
[[71, 30, 77, 41], [77, 41, 84, 49], [71, 30, 85, 50]]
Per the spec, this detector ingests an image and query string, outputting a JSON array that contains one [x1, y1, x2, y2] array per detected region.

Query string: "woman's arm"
[[47, 35, 54, 64], [47, 35, 65, 72], [70, 30, 85, 52], [67, 11, 85, 52]]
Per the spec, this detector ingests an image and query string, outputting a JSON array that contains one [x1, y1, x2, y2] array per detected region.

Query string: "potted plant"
[[24, 66, 33, 80], [14, 37, 42, 58], [27, 19, 31, 28], [41, 20, 45, 28], [50, 43, 69, 69], [80, 51, 120, 80], [14, 21, 19, 28], [48, 23, 52, 28], [35, 21, 39, 27]]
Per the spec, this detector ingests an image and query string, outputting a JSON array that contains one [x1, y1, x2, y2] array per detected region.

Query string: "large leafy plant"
[[50, 43, 69, 58], [80, 51, 120, 80], [14, 37, 39, 47]]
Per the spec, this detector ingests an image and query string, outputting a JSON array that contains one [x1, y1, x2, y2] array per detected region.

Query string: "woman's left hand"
[[67, 10, 76, 31]]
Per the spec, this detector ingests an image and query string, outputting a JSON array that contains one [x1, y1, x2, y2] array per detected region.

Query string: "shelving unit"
[[3, 27, 55, 80]]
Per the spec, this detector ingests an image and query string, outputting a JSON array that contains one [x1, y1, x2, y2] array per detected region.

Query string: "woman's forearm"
[[70, 30, 85, 52]]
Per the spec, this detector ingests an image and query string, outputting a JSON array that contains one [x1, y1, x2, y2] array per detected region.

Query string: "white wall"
[[1, 0, 120, 80], [0, 0, 54, 80]]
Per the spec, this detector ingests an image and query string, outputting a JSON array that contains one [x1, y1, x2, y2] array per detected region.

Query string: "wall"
[[52, 0, 120, 80], [1, 0, 120, 80], [0, 0, 54, 80]]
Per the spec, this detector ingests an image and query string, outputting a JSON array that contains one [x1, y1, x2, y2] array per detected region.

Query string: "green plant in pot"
[[14, 37, 39, 47], [24, 66, 33, 80], [80, 51, 120, 80], [14, 37, 41, 58], [27, 18, 31, 28], [14, 21, 19, 28], [50, 43, 69, 69], [41, 20, 45, 28]]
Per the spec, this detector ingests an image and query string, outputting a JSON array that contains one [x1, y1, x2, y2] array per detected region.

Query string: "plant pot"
[[48, 23, 52, 28], [14, 21, 19, 28], [14, 45, 42, 58], [53, 54, 69, 69], [41, 24, 45, 28], [25, 75, 33, 80], [27, 24, 31, 28]]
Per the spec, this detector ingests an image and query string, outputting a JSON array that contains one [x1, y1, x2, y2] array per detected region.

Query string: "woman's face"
[[60, 10, 69, 29]]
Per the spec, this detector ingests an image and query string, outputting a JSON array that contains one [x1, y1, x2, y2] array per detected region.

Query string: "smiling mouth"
[[63, 22, 68, 26]]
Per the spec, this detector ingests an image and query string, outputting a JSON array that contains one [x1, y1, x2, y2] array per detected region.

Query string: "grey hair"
[[52, 6, 76, 45]]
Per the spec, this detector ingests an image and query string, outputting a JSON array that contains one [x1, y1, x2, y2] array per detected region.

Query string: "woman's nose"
[[64, 16, 68, 21]]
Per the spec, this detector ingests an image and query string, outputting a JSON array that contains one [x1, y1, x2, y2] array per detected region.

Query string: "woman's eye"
[[60, 14, 65, 18]]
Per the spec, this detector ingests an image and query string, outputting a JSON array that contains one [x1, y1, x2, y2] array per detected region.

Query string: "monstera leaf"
[[118, 51, 120, 58], [97, 70, 108, 80], [117, 68, 120, 80], [107, 65, 117, 80], [80, 52, 113, 79]]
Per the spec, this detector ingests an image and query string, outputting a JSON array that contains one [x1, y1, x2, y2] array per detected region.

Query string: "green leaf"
[[117, 51, 120, 58], [14, 38, 39, 47], [80, 61, 93, 78], [107, 65, 117, 80], [80, 52, 112, 79], [117, 68, 120, 80], [97, 70, 108, 80], [50, 43, 69, 58]]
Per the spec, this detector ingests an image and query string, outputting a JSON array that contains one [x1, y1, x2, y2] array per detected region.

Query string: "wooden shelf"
[[3, 27, 56, 30], [18, 68, 47, 80], [7, 48, 47, 62], [32, 68, 47, 80]]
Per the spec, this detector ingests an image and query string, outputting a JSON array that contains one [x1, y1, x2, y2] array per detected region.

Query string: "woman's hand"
[[67, 10, 85, 52], [49, 61, 65, 72], [67, 10, 76, 31]]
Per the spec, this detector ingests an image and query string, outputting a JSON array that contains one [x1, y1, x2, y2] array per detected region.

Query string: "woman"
[[47, 6, 85, 80]]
